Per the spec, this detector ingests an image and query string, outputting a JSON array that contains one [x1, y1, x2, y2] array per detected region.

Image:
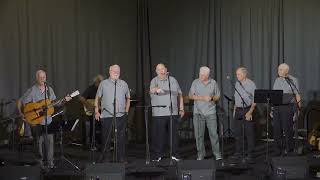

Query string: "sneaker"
[[197, 156, 204, 160], [171, 156, 180, 162], [215, 156, 222, 161], [152, 157, 162, 162], [49, 162, 55, 169]]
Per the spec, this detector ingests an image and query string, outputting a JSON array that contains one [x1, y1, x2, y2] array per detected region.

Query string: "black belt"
[[235, 106, 251, 110]]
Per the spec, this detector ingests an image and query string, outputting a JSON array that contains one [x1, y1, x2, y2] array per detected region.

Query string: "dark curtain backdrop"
[[1, 0, 320, 141]]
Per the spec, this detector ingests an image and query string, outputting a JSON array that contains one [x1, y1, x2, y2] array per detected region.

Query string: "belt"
[[235, 106, 251, 110]]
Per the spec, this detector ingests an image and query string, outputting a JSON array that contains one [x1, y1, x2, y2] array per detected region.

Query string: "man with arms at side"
[[95, 65, 130, 163]]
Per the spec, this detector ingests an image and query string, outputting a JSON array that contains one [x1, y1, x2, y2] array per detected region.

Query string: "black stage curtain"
[[1, 0, 320, 141]]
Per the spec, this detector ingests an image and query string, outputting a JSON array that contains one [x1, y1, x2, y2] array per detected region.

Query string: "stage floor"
[[0, 139, 320, 180]]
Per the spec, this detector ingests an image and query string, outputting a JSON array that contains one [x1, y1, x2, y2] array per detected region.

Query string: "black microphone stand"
[[234, 82, 249, 164], [113, 80, 118, 162], [98, 109, 127, 163], [43, 82, 50, 168], [223, 95, 234, 138], [136, 105, 166, 165], [284, 77, 301, 154], [167, 74, 175, 165], [90, 111, 97, 164]]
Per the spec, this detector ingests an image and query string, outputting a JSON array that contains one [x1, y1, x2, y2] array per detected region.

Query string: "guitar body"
[[84, 99, 95, 116], [23, 99, 55, 125]]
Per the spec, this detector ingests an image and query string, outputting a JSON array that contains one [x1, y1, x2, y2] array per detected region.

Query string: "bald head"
[[109, 64, 120, 80], [278, 63, 289, 77], [156, 63, 168, 79]]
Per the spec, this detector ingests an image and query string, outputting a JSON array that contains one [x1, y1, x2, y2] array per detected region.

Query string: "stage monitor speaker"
[[85, 163, 125, 180], [271, 156, 309, 179], [0, 164, 41, 180], [177, 160, 215, 180]]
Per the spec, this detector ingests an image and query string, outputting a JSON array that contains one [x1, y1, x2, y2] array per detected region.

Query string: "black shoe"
[[230, 153, 241, 160], [152, 157, 162, 162], [245, 155, 254, 164]]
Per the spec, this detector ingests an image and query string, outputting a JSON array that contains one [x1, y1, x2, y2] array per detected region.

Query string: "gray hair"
[[278, 63, 290, 71], [199, 66, 210, 75], [237, 67, 248, 76], [35, 69, 46, 78], [109, 64, 120, 71]]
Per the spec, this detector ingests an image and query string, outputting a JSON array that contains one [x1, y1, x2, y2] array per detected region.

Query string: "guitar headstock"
[[69, 90, 80, 98]]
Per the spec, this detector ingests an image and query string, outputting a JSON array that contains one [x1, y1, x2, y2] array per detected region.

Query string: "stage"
[[1, 139, 320, 180]]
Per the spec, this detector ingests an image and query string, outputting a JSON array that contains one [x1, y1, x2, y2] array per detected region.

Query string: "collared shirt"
[[20, 85, 56, 125], [234, 79, 256, 108], [150, 76, 182, 116], [96, 78, 130, 118], [189, 78, 220, 115], [273, 75, 299, 104]]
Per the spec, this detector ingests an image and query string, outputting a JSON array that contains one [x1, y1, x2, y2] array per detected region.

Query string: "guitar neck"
[[46, 90, 79, 108], [48, 98, 65, 108]]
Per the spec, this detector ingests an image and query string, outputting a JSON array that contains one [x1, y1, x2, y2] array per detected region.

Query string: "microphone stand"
[[98, 108, 127, 163], [167, 75, 174, 165], [113, 80, 118, 162], [223, 94, 234, 138], [234, 82, 249, 164], [284, 77, 301, 154], [90, 111, 97, 164], [43, 83, 50, 168], [136, 105, 166, 165]]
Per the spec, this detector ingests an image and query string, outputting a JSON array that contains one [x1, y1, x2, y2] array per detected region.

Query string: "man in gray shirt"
[[272, 63, 301, 155], [189, 66, 221, 160], [150, 63, 184, 162], [17, 69, 71, 168], [232, 67, 256, 161], [95, 64, 130, 163]]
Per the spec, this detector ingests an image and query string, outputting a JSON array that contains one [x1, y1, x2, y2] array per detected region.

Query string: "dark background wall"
[[1, 0, 320, 140]]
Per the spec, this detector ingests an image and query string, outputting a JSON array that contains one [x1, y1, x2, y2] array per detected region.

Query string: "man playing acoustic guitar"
[[17, 69, 72, 169]]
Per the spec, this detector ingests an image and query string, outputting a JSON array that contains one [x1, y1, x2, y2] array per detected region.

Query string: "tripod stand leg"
[[54, 125, 80, 171]]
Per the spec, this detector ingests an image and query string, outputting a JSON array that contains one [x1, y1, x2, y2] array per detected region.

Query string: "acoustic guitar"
[[23, 90, 79, 125], [83, 99, 96, 116]]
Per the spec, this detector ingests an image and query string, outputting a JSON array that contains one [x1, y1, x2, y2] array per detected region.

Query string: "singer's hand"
[[156, 88, 164, 94], [65, 96, 72, 102], [150, 87, 157, 94], [202, 96, 212, 102], [179, 110, 185, 118], [245, 112, 253, 121], [20, 113, 26, 122], [150, 87, 163, 94], [95, 112, 101, 121]]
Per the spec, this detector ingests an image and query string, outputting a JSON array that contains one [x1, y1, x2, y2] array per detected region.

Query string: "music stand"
[[254, 90, 283, 166], [50, 112, 80, 171], [254, 90, 283, 106]]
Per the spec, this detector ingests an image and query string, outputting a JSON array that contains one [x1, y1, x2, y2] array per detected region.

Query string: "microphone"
[[43, 81, 53, 87], [284, 76, 291, 81]]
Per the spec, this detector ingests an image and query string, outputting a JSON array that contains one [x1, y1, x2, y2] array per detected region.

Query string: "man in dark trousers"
[[272, 63, 301, 156]]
